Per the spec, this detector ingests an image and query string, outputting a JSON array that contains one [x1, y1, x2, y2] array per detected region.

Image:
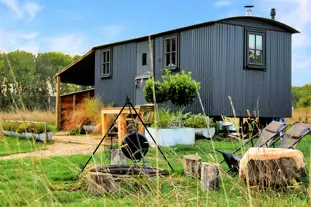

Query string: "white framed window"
[[164, 35, 178, 69], [101, 49, 111, 78]]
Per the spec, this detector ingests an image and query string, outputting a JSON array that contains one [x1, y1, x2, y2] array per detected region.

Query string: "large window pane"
[[166, 54, 170, 66], [249, 49, 255, 64], [102, 63, 106, 75], [106, 63, 109, 74], [172, 38, 176, 52], [106, 51, 109, 62], [255, 51, 263, 64], [256, 35, 263, 50], [166, 39, 171, 53], [103, 52, 106, 62], [172, 52, 176, 66], [249, 34, 255, 49]]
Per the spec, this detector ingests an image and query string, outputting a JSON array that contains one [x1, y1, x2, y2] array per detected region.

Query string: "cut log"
[[183, 154, 202, 178], [111, 149, 127, 165], [87, 172, 118, 195], [239, 147, 306, 188], [200, 163, 220, 191]]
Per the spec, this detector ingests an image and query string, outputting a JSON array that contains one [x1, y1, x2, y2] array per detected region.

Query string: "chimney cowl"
[[244, 5, 254, 16], [271, 8, 276, 20]]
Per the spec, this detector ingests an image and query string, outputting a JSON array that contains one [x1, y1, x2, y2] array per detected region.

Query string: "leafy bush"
[[144, 70, 200, 107], [68, 125, 85, 135], [1, 122, 12, 131], [152, 108, 189, 128], [184, 114, 215, 128], [298, 96, 311, 108], [0, 121, 53, 134]]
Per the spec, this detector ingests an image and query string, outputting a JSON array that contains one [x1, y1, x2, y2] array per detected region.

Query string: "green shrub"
[[11, 122, 20, 132], [143, 70, 200, 107], [152, 108, 189, 128], [16, 123, 28, 133], [1, 122, 12, 131], [68, 125, 85, 135], [33, 123, 46, 134], [184, 114, 215, 128], [143, 78, 169, 103]]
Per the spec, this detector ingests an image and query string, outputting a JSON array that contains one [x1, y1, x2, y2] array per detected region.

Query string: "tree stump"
[[87, 172, 118, 195], [200, 163, 220, 191], [239, 147, 306, 188], [111, 149, 127, 165], [183, 154, 202, 178]]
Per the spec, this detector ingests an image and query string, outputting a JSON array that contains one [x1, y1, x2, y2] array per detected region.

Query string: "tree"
[[144, 70, 200, 107], [298, 96, 311, 108]]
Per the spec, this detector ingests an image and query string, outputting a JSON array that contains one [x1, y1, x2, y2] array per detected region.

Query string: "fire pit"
[[91, 165, 165, 177]]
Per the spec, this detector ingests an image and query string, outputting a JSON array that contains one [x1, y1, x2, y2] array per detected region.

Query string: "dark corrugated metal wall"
[[94, 43, 137, 106], [211, 23, 292, 117], [94, 22, 292, 118]]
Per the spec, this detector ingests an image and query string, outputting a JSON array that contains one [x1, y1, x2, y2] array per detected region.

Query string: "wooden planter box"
[[194, 127, 215, 139]]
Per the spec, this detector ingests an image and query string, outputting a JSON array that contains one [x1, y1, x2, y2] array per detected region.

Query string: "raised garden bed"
[[0, 121, 53, 142]]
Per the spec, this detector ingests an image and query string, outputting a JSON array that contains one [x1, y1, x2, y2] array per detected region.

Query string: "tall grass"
[[0, 110, 55, 125], [287, 108, 311, 124]]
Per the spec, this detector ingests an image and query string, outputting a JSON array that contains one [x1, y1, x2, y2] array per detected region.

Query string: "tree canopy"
[[292, 84, 311, 108], [0, 50, 81, 111]]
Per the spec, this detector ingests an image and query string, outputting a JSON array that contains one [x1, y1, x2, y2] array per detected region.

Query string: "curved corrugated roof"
[[56, 16, 299, 78]]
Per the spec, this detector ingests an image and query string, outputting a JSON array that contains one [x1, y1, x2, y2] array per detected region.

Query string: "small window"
[[164, 35, 178, 69], [142, 53, 147, 66], [245, 29, 266, 69], [101, 49, 111, 77]]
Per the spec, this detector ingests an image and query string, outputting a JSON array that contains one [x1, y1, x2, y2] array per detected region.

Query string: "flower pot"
[[82, 125, 96, 133], [2, 130, 12, 136], [194, 128, 215, 139], [25, 133, 33, 139], [33, 132, 53, 142], [11, 132, 20, 137], [145, 128, 195, 147]]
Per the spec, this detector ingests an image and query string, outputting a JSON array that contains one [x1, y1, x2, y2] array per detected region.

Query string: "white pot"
[[145, 128, 195, 147], [2, 130, 12, 136], [194, 128, 215, 139], [34, 132, 53, 142], [82, 125, 96, 132], [25, 133, 33, 139]]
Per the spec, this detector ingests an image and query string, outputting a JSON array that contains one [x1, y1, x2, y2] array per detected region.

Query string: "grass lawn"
[[0, 136, 46, 156], [0, 135, 310, 206]]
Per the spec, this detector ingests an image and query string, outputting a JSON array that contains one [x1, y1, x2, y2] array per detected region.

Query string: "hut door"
[[135, 41, 152, 105]]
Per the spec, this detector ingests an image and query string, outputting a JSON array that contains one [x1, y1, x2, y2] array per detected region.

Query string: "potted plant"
[[33, 123, 53, 142], [145, 108, 195, 147], [1, 122, 12, 136], [184, 114, 216, 139]]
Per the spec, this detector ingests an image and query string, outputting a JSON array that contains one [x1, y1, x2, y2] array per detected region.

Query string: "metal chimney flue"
[[271, 8, 276, 20], [244, 5, 254, 16]]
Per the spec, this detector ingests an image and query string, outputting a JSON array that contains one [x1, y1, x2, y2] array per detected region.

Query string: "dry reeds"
[[0, 110, 55, 125], [287, 108, 311, 124], [62, 97, 115, 132]]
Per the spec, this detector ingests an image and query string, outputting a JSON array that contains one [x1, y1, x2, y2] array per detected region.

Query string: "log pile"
[[239, 147, 306, 188]]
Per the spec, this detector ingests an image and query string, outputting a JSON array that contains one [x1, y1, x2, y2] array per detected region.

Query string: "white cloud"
[[49, 34, 87, 55], [23, 2, 43, 20], [214, 1, 231, 7], [0, 0, 43, 21], [101, 25, 124, 44], [0, 30, 40, 54]]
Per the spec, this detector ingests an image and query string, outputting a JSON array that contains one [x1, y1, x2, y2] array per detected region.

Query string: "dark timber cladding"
[[56, 16, 298, 120]]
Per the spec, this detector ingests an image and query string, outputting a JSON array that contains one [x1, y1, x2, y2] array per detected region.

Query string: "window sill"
[[163, 66, 179, 71], [245, 64, 266, 71], [101, 74, 111, 79]]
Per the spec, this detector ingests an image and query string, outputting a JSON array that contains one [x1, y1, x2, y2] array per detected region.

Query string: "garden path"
[[0, 133, 105, 160]]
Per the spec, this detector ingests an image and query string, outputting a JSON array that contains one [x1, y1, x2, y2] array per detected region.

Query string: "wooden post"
[[201, 163, 220, 191], [118, 113, 126, 145], [73, 94, 76, 110], [101, 112, 109, 145], [137, 112, 144, 134], [87, 172, 118, 195], [56, 75, 61, 129], [183, 154, 202, 178], [111, 149, 127, 165]]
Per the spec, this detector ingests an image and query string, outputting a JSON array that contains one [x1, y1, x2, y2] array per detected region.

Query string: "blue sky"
[[0, 0, 310, 86]]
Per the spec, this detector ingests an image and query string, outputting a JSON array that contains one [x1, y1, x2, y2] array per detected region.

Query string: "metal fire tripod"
[[80, 96, 174, 173]]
